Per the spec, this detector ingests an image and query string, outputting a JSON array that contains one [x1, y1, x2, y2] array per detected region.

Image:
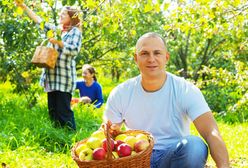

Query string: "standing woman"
[[76, 64, 104, 108], [16, 2, 82, 130]]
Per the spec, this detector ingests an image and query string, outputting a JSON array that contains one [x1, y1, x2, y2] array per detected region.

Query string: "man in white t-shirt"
[[104, 32, 229, 168]]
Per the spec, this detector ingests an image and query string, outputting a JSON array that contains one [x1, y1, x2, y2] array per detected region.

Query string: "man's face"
[[134, 36, 169, 79]]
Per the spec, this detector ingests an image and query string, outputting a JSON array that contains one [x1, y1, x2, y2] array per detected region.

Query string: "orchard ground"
[[0, 82, 247, 167]]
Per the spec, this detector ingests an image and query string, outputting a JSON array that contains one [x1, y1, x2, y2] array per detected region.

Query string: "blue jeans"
[[151, 135, 208, 168]]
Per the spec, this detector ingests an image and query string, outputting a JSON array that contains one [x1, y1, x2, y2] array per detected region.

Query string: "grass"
[[191, 123, 248, 167], [0, 81, 247, 167]]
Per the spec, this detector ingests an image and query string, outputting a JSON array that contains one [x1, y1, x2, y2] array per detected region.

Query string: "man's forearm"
[[207, 134, 230, 168]]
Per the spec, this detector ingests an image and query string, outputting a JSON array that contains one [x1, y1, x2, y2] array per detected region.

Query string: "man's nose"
[[147, 53, 156, 62]]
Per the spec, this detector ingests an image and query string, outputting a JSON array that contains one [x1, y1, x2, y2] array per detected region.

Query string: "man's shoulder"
[[167, 72, 186, 83], [167, 72, 186, 86], [167, 72, 196, 92]]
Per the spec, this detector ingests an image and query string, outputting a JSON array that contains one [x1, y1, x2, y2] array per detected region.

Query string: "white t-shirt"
[[104, 72, 210, 150]]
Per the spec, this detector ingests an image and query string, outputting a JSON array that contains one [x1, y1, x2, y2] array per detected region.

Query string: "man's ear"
[[134, 53, 137, 63], [166, 52, 170, 61]]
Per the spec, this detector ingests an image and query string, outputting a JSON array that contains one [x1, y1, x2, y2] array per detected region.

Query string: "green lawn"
[[191, 123, 248, 167], [0, 82, 247, 167], [1, 123, 247, 168]]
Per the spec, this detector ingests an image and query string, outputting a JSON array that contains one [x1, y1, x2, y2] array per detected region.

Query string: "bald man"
[[104, 32, 229, 168]]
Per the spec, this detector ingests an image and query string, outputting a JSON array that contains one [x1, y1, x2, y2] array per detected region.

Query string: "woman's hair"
[[64, 6, 80, 28], [83, 64, 97, 81]]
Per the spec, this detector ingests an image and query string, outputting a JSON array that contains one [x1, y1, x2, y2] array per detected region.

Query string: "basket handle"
[[104, 121, 114, 160], [39, 39, 56, 48], [40, 39, 49, 46]]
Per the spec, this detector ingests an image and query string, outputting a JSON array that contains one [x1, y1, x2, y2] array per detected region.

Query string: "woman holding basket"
[[16, 1, 82, 130]]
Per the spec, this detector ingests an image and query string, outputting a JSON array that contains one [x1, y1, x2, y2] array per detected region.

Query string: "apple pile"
[[75, 130, 150, 161]]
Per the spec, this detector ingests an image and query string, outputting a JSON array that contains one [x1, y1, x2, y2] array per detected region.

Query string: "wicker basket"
[[31, 39, 58, 69], [71, 123, 154, 168]]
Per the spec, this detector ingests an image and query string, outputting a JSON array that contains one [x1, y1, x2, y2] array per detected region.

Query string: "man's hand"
[[109, 123, 122, 136]]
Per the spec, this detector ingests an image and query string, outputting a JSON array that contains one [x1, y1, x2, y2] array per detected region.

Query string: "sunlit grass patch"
[[191, 122, 248, 168]]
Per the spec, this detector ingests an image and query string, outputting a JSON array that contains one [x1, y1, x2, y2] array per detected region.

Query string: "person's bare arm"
[[16, 2, 42, 23], [49, 38, 64, 48], [193, 111, 230, 168]]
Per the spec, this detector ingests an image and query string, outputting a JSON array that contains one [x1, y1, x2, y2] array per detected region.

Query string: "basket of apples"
[[71, 121, 154, 168]]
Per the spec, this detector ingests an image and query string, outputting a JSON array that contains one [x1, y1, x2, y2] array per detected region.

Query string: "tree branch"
[[193, 38, 212, 81]]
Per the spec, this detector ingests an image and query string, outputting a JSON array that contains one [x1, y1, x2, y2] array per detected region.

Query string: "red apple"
[[102, 138, 115, 151], [134, 140, 150, 153], [114, 140, 124, 150], [92, 147, 106, 160], [117, 143, 132, 157]]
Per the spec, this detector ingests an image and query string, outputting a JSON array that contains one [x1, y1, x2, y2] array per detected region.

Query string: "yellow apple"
[[79, 151, 85, 161], [112, 151, 119, 159], [91, 130, 105, 141], [115, 134, 127, 141], [134, 139, 150, 153], [82, 148, 93, 155], [135, 133, 148, 141], [75, 143, 88, 156], [86, 137, 102, 149], [78, 148, 93, 161], [124, 136, 137, 150], [84, 153, 93, 161], [131, 151, 137, 155]]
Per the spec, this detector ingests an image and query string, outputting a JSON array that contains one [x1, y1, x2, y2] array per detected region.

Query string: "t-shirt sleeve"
[[103, 87, 123, 124], [182, 82, 211, 121]]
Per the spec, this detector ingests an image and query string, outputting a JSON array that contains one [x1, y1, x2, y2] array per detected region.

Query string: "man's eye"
[[141, 52, 148, 56]]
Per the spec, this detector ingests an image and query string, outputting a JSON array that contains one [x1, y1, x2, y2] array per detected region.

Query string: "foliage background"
[[0, 0, 247, 167], [1, 0, 247, 121]]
